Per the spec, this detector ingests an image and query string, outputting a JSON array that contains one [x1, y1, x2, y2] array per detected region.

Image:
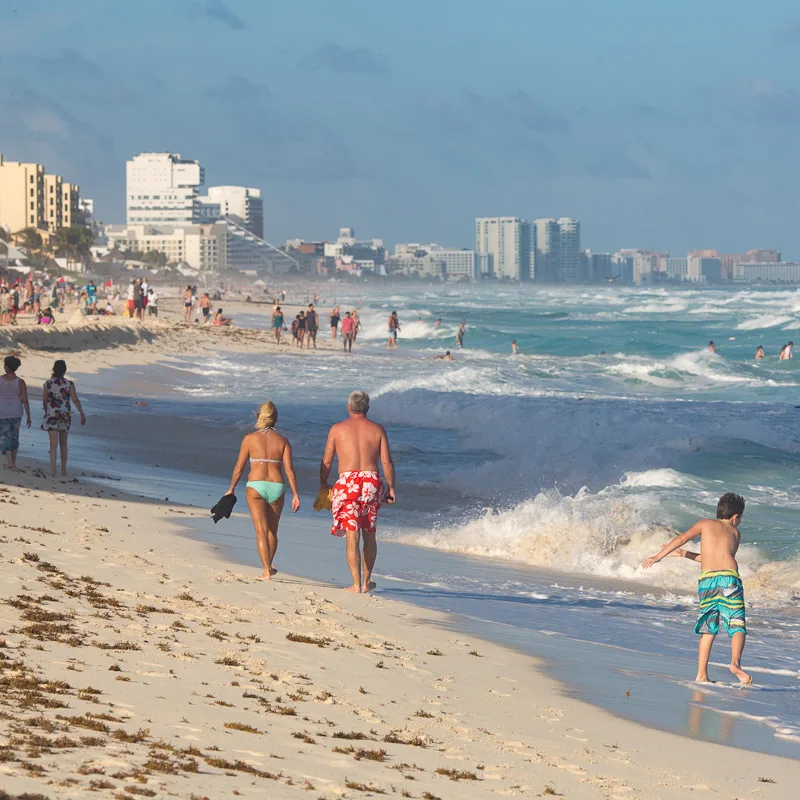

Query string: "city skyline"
[[3, 2, 800, 257]]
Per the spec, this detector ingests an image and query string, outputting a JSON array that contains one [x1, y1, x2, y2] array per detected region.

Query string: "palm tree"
[[18, 227, 43, 253]]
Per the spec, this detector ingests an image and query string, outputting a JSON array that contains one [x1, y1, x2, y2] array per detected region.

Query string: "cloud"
[[15, 48, 136, 104], [629, 102, 667, 120], [739, 79, 800, 125], [201, 0, 246, 30], [506, 90, 570, 134], [773, 17, 800, 42], [584, 154, 651, 180], [204, 75, 270, 101], [303, 43, 388, 76]]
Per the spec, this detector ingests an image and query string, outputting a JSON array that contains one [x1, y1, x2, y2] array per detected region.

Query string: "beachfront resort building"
[[197, 186, 263, 238], [390, 243, 477, 281], [0, 154, 82, 235], [0, 155, 46, 232], [126, 152, 205, 226], [475, 217, 531, 280], [530, 218, 582, 282], [105, 223, 225, 271], [733, 261, 800, 283]]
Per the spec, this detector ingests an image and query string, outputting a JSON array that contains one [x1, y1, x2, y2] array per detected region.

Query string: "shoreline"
[[0, 467, 797, 799]]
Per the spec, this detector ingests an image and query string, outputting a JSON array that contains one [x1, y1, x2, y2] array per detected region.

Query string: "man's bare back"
[[325, 416, 388, 475]]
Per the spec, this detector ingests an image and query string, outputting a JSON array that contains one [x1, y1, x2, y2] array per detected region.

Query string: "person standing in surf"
[[387, 311, 400, 349], [642, 493, 751, 687], [320, 391, 396, 593]]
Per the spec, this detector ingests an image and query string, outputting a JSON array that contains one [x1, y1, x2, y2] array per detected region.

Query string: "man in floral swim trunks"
[[320, 390, 396, 593]]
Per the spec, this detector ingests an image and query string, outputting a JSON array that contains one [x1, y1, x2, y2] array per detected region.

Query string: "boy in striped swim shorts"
[[642, 493, 751, 686]]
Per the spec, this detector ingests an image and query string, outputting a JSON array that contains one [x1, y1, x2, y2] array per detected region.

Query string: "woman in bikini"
[[225, 401, 300, 579]]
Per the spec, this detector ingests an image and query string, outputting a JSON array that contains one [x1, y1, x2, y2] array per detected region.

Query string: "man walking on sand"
[[320, 391, 396, 593]]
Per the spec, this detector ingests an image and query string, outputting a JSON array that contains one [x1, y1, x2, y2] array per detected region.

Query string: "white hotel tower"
[[126, 152, 204, 226]]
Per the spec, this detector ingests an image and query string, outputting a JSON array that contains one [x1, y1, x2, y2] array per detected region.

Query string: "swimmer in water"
[[434, 318, 442, 327], [456, 319, 466, 349], [511, 340, 520, 355], [708, 341, 716, 354], [779, 341, 794, 361], [755, 345, 765, 360], [433, 351, 454, 361]]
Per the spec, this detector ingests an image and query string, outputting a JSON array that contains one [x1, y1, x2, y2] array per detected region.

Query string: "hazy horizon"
[[3, 0, 800, 257]]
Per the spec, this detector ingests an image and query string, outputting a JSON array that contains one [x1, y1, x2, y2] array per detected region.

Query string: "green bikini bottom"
[[245, 481, 286, 503]]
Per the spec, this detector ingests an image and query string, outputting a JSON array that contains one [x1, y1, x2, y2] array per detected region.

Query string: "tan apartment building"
[[62, 182, 80, 228], [0, 154, 46, 233], [44, 173, 63, 232]]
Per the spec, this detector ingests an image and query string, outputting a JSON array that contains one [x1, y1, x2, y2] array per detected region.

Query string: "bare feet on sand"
[[343, 585, 361, 593], [694, 674, 713, 683], [270, 567, 278, 576], [260, 570, 272, 581], [730, 663, 752, 686], [361, 581, 376, 592]]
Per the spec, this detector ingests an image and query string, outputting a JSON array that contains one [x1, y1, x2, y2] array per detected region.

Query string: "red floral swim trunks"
[[331, 471, 385, 537]]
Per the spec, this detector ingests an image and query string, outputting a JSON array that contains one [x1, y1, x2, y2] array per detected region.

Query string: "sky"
[[3, 0, 800, 256]]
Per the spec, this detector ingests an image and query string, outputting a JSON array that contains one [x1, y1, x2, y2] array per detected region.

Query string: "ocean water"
[[81, 284, 800, 755]]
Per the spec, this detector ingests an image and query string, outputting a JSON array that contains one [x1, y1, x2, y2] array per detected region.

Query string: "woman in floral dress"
[[42, 360, 86, 477]]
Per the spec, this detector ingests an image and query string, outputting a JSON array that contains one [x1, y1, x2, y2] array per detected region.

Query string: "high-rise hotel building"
[[475, 217, 531, 280]]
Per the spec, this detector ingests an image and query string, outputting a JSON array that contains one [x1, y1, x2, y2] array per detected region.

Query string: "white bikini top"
[[250, 428, 282, 464]]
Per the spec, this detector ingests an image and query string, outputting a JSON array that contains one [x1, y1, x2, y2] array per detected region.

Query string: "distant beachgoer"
[[387, 311, 400, 349], [0, 288, 12, 325], [133, 279, 145, 320], [37, 307, 55, 325], [295, 310, 307, 347], [351, 309, 361, 342], [642, 493, 751, 686], [755, 345, 765, 360], [147, 289, 158, 316], [105, 301, 116, 315], [320, 391, 396, 593], [224, 401, 300, 580], [456, 319, 466, 349], [183, 285, 193, 322], [779, 341, 794, 361], [0, 356, 31, 471], [341, 311, 355, 352], [213, 308, 233, 326], [708, 341, 716, 354], [291, 314, 301, 346], [42, 360, 85, 477], [511, 340, 520, 355], [433, 351, 454, 361], [271, 306, 284, 345], [330, 306, 340, 342], [200, 293, 212, 324], [305, 304, 319, 349]]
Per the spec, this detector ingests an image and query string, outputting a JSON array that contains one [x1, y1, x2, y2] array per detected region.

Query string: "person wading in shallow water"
[[42, 359, 85, 477], [320, 391, 396, 593]]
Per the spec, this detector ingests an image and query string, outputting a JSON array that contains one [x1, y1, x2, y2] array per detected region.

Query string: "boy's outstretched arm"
[[642, 522, 704, 569], [668, 548, 701, 563]]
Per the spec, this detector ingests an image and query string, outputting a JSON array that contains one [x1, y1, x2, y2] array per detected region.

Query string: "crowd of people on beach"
[[0, 356, 84, 477]]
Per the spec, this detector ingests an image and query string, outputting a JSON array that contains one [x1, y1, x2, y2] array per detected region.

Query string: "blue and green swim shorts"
[[695, 569, 747, 637]]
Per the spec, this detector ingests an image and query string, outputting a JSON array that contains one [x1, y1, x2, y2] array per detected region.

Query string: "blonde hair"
[[255, 401, 278, 431]]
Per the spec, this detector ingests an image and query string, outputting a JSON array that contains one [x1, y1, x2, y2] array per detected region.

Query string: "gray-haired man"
[[320, 391, 396, 593]]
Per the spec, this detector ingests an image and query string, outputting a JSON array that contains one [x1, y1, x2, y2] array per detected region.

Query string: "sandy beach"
[[0, 471, 796, 800], [0, 297, 797, 798]]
